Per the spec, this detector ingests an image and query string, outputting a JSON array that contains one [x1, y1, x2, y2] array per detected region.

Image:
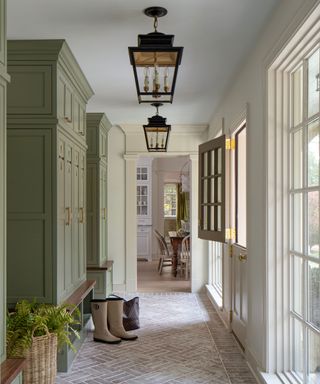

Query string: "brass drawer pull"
[[66, 207, 72, 226], [64, 117, 72, 123], [79, 207, 84, 224]]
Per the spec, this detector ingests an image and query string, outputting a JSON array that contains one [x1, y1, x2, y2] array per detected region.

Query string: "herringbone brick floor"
[[57, 293, 257, 384]]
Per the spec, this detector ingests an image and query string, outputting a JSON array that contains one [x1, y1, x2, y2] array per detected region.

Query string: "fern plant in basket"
[[7, 300, 80, 384]]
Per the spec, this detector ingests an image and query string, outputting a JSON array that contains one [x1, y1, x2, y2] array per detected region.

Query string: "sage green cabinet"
[[0, 0, 7, 364], [7, 40, 93, 306], [86, 113, 113, 298]]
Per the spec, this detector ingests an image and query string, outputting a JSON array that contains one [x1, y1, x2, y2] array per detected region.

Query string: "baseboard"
[[205, 285, 230, 329], [245, 346, 266, 384]]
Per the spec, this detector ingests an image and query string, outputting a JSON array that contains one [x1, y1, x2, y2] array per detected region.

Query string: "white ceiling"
[[7, 0, 279, 126]]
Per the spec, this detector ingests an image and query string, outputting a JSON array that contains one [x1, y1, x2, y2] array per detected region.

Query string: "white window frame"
[[164, 183, 177, 218], [266, 4, 320, 383]]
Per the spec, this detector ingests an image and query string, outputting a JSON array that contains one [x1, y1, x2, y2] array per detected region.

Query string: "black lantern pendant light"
[[143, 103, 171, 152], [128, 6, 183, 104]]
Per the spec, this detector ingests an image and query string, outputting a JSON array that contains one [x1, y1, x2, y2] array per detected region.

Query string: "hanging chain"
[[154, 16, 158, 32]]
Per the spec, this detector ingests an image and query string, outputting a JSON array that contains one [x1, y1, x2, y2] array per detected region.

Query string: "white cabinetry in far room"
[[137, 158, 153, 261]]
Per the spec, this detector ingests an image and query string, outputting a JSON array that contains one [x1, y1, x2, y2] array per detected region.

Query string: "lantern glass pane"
[[145, 126, 169, 151], [133, 51, 178, 67]]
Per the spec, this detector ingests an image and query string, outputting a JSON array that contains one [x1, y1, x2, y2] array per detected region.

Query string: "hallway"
[[57, 293, 257, 384], [137, 260, 190, 292]]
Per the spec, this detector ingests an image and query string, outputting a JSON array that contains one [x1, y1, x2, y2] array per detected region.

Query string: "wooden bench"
[[57, 279, 96, 372], [64, 279, 96, 311], [0, 358, 26, 384]]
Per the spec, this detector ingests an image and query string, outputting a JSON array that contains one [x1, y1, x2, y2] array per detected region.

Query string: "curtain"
[[176, 183, 189, 230]]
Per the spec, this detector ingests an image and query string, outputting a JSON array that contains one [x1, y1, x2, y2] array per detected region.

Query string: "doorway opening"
[[136, 155, 192, 292]]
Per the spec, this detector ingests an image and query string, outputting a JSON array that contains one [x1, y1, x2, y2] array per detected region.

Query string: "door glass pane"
[[203, 206, 208, 230], [308, 191, 319, 258], [308, 261, 320, 329], [217, 148, 222, 174], [210, 178, 215, 203], [210, 150, 215, 174], [292, 129, 303, 189], [210, 206, 215, 231], [308, 329, 320, 383], [308, 49, 320, 118], [293, 66, 303, 127], [293, 193, 303, 253], [292, 254, 303, 316], [217, 206, 221, 231], [203, 180, 208, 203], [236, 127, 247, 247], [308, 120, 319, 187], [203, 152, 208, 176], [292, 318, 304, 381], [217, 177, 221, 203]]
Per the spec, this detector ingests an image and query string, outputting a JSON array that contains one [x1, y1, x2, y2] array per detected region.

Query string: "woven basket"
[[23, 327, 58, 384]]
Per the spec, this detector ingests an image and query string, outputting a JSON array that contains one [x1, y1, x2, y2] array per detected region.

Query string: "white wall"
[[207, 0, 319, 373], [107, 125, 126, 291]]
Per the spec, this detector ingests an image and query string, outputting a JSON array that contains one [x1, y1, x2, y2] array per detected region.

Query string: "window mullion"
[[302, 56, 308, 384]]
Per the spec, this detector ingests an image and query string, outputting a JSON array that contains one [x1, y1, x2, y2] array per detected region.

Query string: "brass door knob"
[[238, 254, 247, 262]]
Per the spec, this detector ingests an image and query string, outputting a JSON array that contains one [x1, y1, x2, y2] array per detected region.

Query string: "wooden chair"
[[153, 230, 173, 275], [179, 235, 190, 280]]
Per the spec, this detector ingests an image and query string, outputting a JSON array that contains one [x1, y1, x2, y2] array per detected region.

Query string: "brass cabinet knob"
[[238, 254, 247, 262]]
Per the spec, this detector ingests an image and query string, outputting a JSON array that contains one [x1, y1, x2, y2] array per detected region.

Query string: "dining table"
[[168, 231, 189, 277]]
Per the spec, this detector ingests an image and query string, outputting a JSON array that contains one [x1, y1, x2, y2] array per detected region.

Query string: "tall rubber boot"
[[91, 300, 121, 344], [107, 298, 138, 341]]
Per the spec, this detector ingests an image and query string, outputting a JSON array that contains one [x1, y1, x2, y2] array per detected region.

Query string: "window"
[[164, 183, 177, 217], [235, 125, 247, 247], [209, 241, 223, 296], [289, 46, 320, 383], [198, 135, 226, 241]]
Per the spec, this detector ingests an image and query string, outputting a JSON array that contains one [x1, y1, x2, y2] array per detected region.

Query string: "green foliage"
[[7, 300, 80, 358]]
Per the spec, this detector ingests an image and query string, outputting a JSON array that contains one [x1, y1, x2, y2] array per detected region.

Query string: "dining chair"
[[153, 229, 173, 275], [179, 235, 190, 280]]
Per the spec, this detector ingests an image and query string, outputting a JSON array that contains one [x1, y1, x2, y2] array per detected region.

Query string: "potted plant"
[[7, 300, 80, 384]]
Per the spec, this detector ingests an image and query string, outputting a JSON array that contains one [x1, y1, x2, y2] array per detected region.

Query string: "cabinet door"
[[99, 130, 107, 158], [86, 164, 97, 266], [57, 73, 73, 129], [137, 226, 152, 260], [78, 100, 86, 137], [57, 156, 66, 301], [99, 167, 107, 264], [64, 158, 73, 293], [0, 0, 6, 69], [78, 154, 86, 280], [137, 185, 149, 217], [72, 160, 79, 284], [0, 75, 6, 362]]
